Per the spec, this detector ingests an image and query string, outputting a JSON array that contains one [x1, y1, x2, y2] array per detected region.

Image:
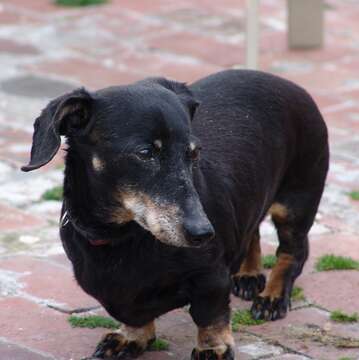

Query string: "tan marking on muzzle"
[[113, 190, 187, 247], [197, 322, 234, 354]]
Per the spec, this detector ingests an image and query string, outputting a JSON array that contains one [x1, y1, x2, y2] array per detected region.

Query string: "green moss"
[[291, 286, 305, 301], [55, 0, 107, 6], [41, 186, 63, 201], [338, 357, 355, 360], [330, 310, 358, 323], [232, 309, 265, 331], [68, 315, 120, 329], [315, 254, 359, 271], [262, 254, 277, 269], [348, 191, 359, 201], [149, 338, 169, 351]]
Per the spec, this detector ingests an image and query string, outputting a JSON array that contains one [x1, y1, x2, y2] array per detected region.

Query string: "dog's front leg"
[[189, 269, 236, 360], [91, 321, 156, 359]]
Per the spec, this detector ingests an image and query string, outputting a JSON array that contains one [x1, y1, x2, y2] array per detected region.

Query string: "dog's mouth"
[[115, 190, 214, 247], [117, 191, 189, 247]]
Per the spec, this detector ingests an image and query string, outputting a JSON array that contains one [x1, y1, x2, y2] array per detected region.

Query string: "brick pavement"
[[0, 0, 358, 359]]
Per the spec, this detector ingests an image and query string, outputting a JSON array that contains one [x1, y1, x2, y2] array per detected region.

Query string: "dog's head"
[[22, 78, 215, 247]]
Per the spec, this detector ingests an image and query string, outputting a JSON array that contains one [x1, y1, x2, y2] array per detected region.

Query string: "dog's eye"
[[136, 147, 154, 161]]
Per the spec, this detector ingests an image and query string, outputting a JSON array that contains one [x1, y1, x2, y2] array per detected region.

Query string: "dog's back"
[[190, 70, 329, 321], [190, 69, 328, 242]]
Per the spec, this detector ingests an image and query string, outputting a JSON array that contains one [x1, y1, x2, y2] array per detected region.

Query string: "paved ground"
[[0, 0, 358, 359]]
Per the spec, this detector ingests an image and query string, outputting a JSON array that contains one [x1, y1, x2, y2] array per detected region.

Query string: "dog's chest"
[[64, 235, 189, 305]]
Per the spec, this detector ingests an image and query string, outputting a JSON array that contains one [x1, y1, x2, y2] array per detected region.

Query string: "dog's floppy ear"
[[21, 88, 92, 172], [166, 81, 200, 119], [147, 78, 200, 119]]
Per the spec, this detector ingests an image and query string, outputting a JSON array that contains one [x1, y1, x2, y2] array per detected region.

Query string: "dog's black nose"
[[183, 220, 215, 246]]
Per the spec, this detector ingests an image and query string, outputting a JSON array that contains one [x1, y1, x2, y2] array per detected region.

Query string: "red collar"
[[88, 238, 111, 246], [61, 210, 111, 247]]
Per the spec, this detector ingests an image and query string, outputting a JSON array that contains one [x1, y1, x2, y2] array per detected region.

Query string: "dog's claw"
[[92, 333, 145, 359], [191, 346, 235, 360], [251, 295, 288, 321], [232, 274, 266, 301]]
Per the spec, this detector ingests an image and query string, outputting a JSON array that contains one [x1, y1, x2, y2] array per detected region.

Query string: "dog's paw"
[[251, 295, 288, 321], [191, 346, 235, 360], [92, 332, 150, 359], [232, 274, 266, 301]]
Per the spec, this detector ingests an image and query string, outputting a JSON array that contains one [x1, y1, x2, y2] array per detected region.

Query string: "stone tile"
[[0, 297, 104, 360], [0, 39, 40, 56], [298, 271, 359, 313], [0, 203, 46, 232], [155, 62, 223, 83], [237, 341, 283, 358], [2, 0, 66, 13], [147, 31, 245, 67], [248, 307, 359, 360], [27, 58, 143, 90], [269, 355, 310, 360], [26, 201, 62, 223], [0, 7, 24, 25], [0, 256, 98, 309], [47, 253, 72, 269], [0, 170, 63, 206], [1, 75, 76, 99], [308, 233, 359, 268], [0, 339, 54, 360]]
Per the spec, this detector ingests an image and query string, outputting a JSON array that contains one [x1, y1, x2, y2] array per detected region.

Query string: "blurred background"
[[0, 1, 358, 360]]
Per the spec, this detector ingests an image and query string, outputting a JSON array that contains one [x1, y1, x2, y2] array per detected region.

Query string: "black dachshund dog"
[[22, 70, 329, 359]]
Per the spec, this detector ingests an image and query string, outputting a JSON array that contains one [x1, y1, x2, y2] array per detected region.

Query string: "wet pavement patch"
[[0, 39, 40, 56], [1, 75, 76, 98]]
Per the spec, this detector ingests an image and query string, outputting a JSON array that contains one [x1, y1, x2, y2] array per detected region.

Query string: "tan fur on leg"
[[119, 321, 156, 348], [260, 253, 294, 300], [197, 323, 234, 355], [96, 321, 156, 358], [237, 230, 261, 277]]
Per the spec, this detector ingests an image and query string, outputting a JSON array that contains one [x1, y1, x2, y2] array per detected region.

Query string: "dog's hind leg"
[[250, 201, 309, 321], [251, 154, 328, 321], [92, 321, 156, 359], [232, 229, 266, 300]]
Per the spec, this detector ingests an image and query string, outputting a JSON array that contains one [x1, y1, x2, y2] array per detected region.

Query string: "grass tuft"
[[348, 191, 359, 201], [149, 338, 169, 351], [262, 254, 277, 269], [55, 0, 107, 6], [315, 254, 359, 271], [291, 286, 305, 301], [68, 315, 120, 329], [232, 309, 265, 331], [330, 310, 358, 323], [42, 186, 63, 201]]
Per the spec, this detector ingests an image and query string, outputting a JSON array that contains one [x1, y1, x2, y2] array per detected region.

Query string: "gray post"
[[287, 0, 324, 49], [246, 0, 260, 69]]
